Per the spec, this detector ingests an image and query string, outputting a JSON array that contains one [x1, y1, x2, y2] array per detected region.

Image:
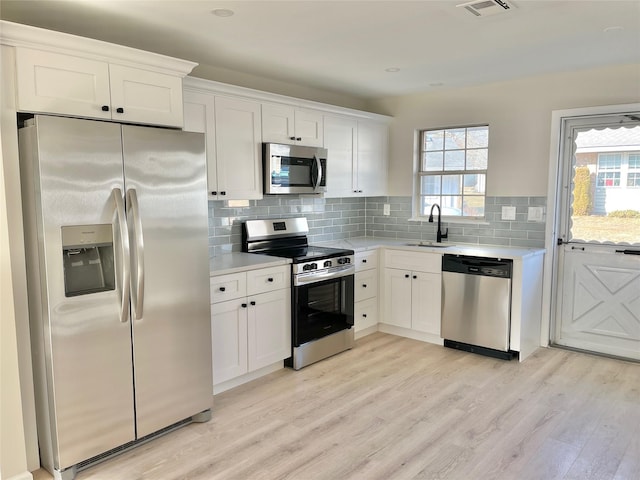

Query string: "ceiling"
[[1, 0, 639, 101]]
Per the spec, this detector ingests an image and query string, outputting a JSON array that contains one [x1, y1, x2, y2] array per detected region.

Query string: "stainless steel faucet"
[[428, 203, 448, 243]]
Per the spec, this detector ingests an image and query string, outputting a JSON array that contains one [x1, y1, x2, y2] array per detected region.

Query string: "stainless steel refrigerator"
[[19, 115, 213, 480]]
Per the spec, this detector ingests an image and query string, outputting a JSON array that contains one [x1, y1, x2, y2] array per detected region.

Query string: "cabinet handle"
[[101, 105, 110, 112], [219, 287, 226, 292], [362, 259, 367, 263], [362, 284, 367, 288], [268, 277, 274, 282], [413, 275, 417, 279], [363, 314, 367, 318], [241, 303, 247, 308], [290, 136, 296, 140], [116, 107, 124, 114], [359, 190, 363, 193], [220, 191, 226, 196], [405, 274, 410, 278], [296, 137, 302, 141], [250, 301, 256, 306], [211, 191, 217, 196]]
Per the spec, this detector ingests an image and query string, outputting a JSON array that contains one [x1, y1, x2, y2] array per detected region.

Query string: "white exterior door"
[[554, 113, 640, 360]]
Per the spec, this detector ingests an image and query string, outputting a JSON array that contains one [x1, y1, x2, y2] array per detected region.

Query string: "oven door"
[[292, 273, 354, 347]]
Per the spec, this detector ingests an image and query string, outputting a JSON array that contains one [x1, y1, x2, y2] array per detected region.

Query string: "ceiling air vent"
[[457, 0, 513, 17]]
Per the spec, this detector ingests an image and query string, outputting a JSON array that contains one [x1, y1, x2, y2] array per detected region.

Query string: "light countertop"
[[316, 236, 545, 260], [210, 253, 291, 277], [210, 238, 545, 276]]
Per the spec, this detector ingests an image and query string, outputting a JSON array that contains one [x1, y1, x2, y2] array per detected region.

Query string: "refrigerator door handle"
[[112, 188, 131, 323], [127, 188, 145, 320]]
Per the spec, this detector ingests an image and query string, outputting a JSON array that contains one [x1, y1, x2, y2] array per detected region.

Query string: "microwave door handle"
[[313, 154, 322, 192]]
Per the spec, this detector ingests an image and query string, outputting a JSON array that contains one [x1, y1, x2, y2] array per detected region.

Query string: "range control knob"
[[324, 260, 332, 268], [337, 257, 351, 265]]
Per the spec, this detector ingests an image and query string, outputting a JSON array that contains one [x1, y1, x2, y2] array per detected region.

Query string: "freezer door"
[[121, 125, 212, 437], [20, 116, 135, 470]]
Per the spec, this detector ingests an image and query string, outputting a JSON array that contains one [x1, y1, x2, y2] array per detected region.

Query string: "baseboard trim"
[[7, 471, 33, 480]]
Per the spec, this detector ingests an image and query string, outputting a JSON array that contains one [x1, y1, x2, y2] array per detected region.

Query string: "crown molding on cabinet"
[[0, 20, 197, 77], [184, 76, 392, 123]]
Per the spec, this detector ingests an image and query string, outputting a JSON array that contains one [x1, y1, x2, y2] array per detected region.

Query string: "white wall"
[[368, 64, 640, 197], [1, 44, 36, 480]]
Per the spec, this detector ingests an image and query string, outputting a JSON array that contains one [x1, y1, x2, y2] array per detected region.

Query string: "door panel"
[[248, 289, 291, 371], [24, 116, 134, 468], [122, 126, 212, 437], [557, 246, 640, 359], [554, 114, 640, 359]]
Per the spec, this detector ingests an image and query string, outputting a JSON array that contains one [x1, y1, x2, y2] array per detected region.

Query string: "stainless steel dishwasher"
[[441, 254, 515, 360]]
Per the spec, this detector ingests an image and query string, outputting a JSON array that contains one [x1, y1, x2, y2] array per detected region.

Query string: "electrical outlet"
[[383, 204, 391, 216], [501, 206, 516, 221], [527, 206, 545, 222]]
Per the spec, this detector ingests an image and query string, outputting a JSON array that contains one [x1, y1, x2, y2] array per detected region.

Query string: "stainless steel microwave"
[[263, 143, 327, 194]]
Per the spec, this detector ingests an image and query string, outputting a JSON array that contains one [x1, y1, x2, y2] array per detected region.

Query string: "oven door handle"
[[294, 266, 355, 286], [312, 154, 322, 192]]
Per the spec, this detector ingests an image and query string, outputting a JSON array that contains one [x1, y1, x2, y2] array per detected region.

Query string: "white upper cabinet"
[[262, 103, 324, 147], [213, 96, 262, 200], [183, 87, 262, 200], [108, 64, 184, 127], [357, 119, 389, 197], [324, 116, 389, 198], [324, 115, 357, 198], [15, 47, 187, 128]]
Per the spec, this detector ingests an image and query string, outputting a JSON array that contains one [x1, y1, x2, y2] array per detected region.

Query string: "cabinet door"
[[411, 272, 441, 335], [214, 96, 263, 200], [355, 297, 378, 332], [294, 108, 324, 147], [211, 299, 248, 385], [262, 103, 295, 144], [15, 47, 111, 120], [324, 115, 357, 198], [357, 120, 388, 196], [247, 289, 291, 371], [183, 91, 218, 198], [383, 268, 412, 328], [109, 64, 184, 127]]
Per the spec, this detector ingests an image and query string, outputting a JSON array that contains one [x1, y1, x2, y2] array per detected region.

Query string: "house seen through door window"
[[571, 125, 640, 244]]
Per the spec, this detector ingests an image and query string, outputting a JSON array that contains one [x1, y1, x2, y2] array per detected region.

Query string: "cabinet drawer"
[[210, 272, 247, 303], [247, 265, 290, 295], [355, 297, 378, 331], [384, 249, 441, 273], [355, 250, 378, 272], [355, 269, 378, 302]]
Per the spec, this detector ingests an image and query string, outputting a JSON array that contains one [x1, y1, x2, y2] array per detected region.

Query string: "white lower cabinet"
[[210, 265, 291, 392], [381, 249, 442, 342], [354, 250, 379, 337]]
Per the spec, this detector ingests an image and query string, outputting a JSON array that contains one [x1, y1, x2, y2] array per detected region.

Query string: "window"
[[417, 125, 488, 218], [596, 154, 621, 187], [628, 154, 640, 187]]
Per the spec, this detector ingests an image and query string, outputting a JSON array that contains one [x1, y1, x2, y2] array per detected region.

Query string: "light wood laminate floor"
[[34, 333, 639, 480]]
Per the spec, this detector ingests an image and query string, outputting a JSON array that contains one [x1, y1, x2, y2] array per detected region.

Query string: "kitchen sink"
[[405, 241, 451, 248]]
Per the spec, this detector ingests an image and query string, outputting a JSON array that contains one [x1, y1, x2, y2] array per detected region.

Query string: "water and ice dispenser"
[[62, 224, 115, 297]]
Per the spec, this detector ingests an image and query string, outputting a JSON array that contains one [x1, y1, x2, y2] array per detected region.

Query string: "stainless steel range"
[[242, 218, 355, 370]]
